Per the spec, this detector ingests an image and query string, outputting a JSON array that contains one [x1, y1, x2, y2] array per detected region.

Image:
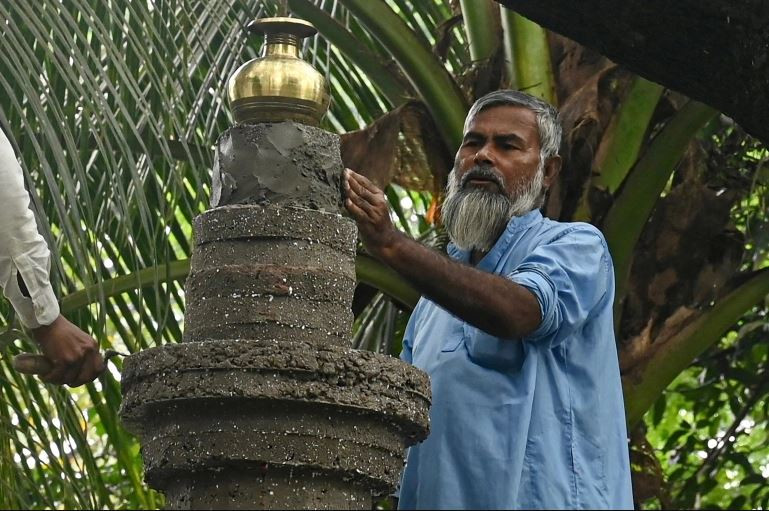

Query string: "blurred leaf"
[[651, 392, 667, 425], [729, 495, 748, 509], [507, 11, 556, 104], [604, 100, 718, 313], [725, 452, 755, 474], [339, 0, 468, 150], [624, 269, 769, 428], [663, 429, 691, 452]]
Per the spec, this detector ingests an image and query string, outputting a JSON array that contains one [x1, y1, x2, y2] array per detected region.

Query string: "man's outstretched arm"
[[0, 128, 105, 386], [344, 168, 541, 339]]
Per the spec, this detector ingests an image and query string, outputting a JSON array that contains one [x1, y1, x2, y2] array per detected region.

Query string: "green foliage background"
[[0, 0, 767, 509]]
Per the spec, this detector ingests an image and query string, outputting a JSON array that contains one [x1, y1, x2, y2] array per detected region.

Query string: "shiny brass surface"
[[228, 17, 330, 126]]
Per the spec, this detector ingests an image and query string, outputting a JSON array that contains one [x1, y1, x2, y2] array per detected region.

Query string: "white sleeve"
[[0, 129, 60, 329]]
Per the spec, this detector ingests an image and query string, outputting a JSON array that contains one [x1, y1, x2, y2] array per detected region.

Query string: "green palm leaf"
[[0, 1, 261, 507], [0, 3, 447, 506], [1, 1, 764, 509]]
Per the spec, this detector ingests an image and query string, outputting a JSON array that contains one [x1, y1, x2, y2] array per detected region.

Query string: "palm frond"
[[0, 1, 260, 507]]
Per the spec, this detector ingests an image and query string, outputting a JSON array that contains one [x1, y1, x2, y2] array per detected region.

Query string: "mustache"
[[459, 165, 506, 192]]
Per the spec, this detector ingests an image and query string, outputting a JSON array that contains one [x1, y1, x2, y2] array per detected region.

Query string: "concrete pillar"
[[120, 123, 430, 509]]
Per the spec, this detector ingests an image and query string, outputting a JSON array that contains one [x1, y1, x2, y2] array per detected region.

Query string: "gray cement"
[[184, 265, 355, 304], [211, 123, 345, 212], [182, 205, 357, 346], [190, 240, 354, 278], [161, 468, 376, 510], [182, 323, 351, 348], [193, 204, 356, 254], [120, 339, 430, 510], [120, 125, 431, 510], [183, 294, 354, 344]]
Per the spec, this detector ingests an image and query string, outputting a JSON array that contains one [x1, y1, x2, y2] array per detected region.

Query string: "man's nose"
[[473, 145, 493, 166]]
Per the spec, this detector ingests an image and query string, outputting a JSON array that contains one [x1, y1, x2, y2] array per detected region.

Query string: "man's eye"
[[462, 140, 479, 147]]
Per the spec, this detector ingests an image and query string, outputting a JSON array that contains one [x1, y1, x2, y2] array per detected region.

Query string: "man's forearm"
[[378, 232, 541, 339], [343, 167, 540, 338]]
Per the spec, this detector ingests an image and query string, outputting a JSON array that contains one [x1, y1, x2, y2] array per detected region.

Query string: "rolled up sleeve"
[[0, 130, 60, 329], [507, 227, 610, 347]]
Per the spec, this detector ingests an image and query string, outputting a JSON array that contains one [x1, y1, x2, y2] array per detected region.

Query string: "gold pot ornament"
[[228, 17, 330, 126]]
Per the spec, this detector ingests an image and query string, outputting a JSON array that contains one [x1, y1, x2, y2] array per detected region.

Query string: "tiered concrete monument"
[[119, 17, 430, 509]]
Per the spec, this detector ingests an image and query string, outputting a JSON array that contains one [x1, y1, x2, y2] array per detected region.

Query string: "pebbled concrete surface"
[[120, 339, 431, 509], [121, 124, 431, 509]]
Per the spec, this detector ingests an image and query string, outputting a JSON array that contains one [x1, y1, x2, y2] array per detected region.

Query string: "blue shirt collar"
[[447, 209, 543, 270]]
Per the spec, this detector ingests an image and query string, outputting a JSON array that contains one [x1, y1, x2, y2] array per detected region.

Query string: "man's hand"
[[31, 315, 106, 387], [344, 168, 402, 260], [343, 170, 541, 339]]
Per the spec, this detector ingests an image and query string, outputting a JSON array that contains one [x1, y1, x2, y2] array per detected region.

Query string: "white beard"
[[442, 162, 545, 252]]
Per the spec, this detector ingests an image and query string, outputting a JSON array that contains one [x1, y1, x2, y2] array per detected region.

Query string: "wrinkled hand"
[[344, 168, 401, 260], [31, 315, 106, 387]]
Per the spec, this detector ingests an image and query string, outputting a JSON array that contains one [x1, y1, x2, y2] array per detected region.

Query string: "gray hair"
[[464, 90, 562, 162]]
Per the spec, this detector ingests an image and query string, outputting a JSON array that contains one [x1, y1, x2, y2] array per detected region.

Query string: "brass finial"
[[227, 17, 330, 126]]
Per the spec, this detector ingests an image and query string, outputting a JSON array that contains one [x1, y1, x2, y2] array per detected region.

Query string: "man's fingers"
[[345, 170, 368, 198], [25, 350, 105, 387], [346, 172, 386, 215], [40, 362, 70, 385], [30, 315, 106, 386], [344, 169, 399, 259], [345, 179, 379, 216], [356, 184, 382, 204], [62, 359, 86, 386], [347, 188, 375, 215], [350, 191, 383, 220], [70, 351, 106, 387], [346, 169, 383, 200], [345, 197, 370, 221], [40, 354, 85, 385], [346, 168, 380, 194]]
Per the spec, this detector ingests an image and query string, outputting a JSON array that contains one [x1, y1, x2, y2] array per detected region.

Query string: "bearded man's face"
[[442, 105, 549, 252]]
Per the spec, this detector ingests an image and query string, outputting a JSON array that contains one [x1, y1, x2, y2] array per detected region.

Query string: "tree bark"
[[495, 0, 769, 145]]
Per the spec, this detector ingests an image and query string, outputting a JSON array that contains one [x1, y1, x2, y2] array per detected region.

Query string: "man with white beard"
[[344, 90, 633, 509]]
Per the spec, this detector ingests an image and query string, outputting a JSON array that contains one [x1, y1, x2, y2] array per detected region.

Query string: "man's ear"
[[543, 155, 562, 187]]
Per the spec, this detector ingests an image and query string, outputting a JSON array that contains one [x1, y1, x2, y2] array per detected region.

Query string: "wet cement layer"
[[211, 124, 345, 213], [183, 264, 355, 345], [184, 205, 357, 346], [141, 402, 407, 489]]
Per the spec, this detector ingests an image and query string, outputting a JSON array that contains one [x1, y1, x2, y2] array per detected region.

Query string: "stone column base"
[[120, 340, 430, 509]]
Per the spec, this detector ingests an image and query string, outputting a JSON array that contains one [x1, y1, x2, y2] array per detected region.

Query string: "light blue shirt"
[[398, 209, 633, 510]]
